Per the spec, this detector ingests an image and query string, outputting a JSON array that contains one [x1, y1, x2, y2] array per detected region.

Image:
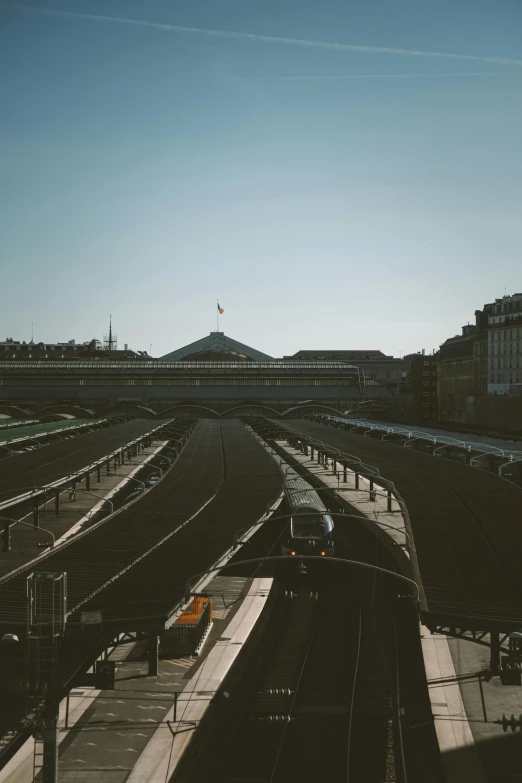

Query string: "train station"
[[3, 2, 522, 778], [0, 330, 393, 419], [0, 353, 522, 783]]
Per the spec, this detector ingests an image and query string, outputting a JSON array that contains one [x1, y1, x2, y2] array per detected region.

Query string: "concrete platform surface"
[[0, 576, 271, 783]]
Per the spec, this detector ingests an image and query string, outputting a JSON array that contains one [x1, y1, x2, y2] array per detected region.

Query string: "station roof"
[[0, 361, 356, 371], [160, 331, 274, 362], [286, 350, 394, 361]]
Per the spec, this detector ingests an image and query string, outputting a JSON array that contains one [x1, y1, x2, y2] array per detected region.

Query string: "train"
[[281, 465, 335, 558]]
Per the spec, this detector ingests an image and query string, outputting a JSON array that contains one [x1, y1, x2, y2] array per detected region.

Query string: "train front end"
[[282, 505, 335, 558]]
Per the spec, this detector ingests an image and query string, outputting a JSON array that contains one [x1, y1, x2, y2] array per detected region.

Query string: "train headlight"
[[291, 551, 296, 556], [321, 551, 326, 556]]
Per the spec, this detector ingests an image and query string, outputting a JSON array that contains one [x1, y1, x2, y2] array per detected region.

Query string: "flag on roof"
[[217, 303, 224, 314]]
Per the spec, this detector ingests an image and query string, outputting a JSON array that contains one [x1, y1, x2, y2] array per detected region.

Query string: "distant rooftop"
[[160, 332, 274, 362], [284, 350, 393, 361]]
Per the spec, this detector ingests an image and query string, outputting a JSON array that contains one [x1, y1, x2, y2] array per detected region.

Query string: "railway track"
[[174, 526, 441, 782]]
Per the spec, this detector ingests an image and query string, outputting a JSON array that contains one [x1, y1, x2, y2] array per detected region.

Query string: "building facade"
[[483, 293, 522, 393], [436, 293, 522, 425], [0, 332, 393, 418], [437, 326, 482, 421], [401, 352, 439, 422], [0, 338, 144, 361], [285, 350, 408, 392]]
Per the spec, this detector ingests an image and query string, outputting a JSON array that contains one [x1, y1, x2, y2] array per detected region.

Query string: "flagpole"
[[216, 299, 218, 332]]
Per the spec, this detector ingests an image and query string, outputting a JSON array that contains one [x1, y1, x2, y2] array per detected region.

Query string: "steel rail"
[[346, 582, 363, 783]]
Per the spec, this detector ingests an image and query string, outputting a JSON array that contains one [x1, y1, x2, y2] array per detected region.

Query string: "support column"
[[3, 521, 10, 553], [355, 473, 360, 490], [387, 489, 393, 512], [490, 632, 500, 676], [33, 500, 40, 529], [343, 464, 347, 482], [54, 490, 60, 515], [41, 716, 59, 783], [369, 477, 374, 491], [106, 459, 110, 476], [148, 633, 159, 676], [85, 472, 91, 491], [97, 465, 101, 483], [310, 447, 314, 460]]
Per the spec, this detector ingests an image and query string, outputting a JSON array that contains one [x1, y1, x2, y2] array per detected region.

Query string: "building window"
[[423, 371, 429, 376], [423, 392, 429, 396], [423, 402, 430, 408], [423, 382, 429, 386]]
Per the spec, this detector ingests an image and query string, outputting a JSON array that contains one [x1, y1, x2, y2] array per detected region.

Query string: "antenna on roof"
[[30, 322, 34, 344], [103, 316, 117, 351]]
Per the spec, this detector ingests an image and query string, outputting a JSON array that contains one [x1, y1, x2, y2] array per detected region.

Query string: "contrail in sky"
[[421, 239, 432, 247], [8, 3, 522, 68], [242, 72, 521, 81]]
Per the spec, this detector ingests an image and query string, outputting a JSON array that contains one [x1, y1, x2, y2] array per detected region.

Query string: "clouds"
[[9, 3, 522, 68]]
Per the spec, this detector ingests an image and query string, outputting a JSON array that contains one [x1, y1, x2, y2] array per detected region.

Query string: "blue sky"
[[1, 0, 521, 357]]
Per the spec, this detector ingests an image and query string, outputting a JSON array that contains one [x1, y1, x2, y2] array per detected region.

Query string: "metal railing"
[[0, 421, 173, 516], [309, 415, 522, 460]]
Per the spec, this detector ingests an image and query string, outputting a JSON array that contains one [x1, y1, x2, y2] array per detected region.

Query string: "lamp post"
[[1, 514, 55, 551]]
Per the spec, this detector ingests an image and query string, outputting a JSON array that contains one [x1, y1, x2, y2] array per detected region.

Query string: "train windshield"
[[323, 515, 334, 535], [291, 514, 325, 539]]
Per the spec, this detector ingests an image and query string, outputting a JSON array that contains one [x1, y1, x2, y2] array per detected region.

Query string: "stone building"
[[437, 326, 483, 422], [483, 293, 522, 393], [284, 350, 408, 392]]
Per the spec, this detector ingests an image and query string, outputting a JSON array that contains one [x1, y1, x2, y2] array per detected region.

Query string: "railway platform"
[[0, 576, 272, 783], [257, 417, 522, 783], [0, 439, 168, 580]]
